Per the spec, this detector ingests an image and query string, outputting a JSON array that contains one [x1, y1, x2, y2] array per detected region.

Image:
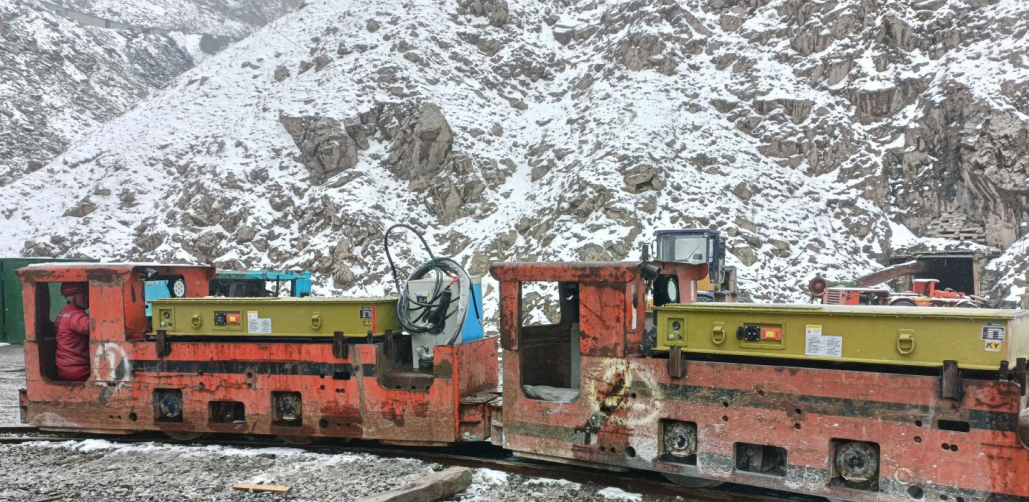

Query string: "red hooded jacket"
[[55, 303, 90, 381]]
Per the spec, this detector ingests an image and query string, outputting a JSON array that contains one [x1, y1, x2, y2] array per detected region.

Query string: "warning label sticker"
[[982, 323, 1006, 342], [985, 340, 1003, 352], [247, 311, 272, 334], [805, 324, 842, 358]]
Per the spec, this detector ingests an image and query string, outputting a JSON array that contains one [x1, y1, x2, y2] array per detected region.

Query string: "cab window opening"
[[37, 281, 91, 383], [519, 281, 581, 403]]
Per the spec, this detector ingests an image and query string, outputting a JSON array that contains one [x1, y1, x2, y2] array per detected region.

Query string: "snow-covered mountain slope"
[[2, 0, 1027, 307], [0, 0, 194, 186], [0, 0, 301, 188], [61, 0, 301, 38]]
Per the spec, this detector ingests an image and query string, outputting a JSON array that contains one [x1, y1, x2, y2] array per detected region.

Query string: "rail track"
[[0, 426, 822, 502]]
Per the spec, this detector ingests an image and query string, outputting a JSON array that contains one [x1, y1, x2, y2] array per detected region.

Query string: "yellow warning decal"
[[985, 341, 1002, 352]]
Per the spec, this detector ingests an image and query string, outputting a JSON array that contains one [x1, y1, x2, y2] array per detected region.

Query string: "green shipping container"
[[1, 258, 92, 345]]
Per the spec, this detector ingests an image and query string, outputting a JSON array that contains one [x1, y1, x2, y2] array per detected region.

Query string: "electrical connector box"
[[408, 276, 484, 369]]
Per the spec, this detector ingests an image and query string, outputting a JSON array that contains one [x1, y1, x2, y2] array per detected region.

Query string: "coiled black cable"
[[384, 224, 473, 345]]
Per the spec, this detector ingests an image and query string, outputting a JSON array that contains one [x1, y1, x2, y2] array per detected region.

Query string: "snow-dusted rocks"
[[279, 115, 359, 184], [0, 1, 193, 186], [2, 0, 1029, 309], [0, 0, 297, 188], [61, 0, 301, 38], [386, 104, 455, 187]]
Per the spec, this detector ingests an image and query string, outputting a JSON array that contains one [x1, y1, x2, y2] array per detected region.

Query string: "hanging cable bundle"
[[384, 224, 475, 346]]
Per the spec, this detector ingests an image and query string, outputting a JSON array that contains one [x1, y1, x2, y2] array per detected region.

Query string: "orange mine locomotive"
[[17, 262, 497, 443], [15, 230, 1029, 502]]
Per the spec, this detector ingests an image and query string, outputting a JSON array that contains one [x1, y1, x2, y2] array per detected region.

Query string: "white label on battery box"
[[247, 311, 272, 334], [805, 324, 842, 358], [982, 323, 1005, 342]]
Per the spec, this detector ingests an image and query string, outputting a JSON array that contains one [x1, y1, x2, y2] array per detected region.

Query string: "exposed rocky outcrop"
[[885, 84, 1029, 250], [0, 0, 297, 188], [386, 104, 455, 188], [280, 115, 360, 184]]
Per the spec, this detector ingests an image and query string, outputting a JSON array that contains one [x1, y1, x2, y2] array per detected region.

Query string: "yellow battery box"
[[152, 297, 399, 338], [655, 303, 1029, 370]]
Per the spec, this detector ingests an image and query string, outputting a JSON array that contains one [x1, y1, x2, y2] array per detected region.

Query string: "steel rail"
[[0, 431, 819, 502], [0, 425, 40, 434]]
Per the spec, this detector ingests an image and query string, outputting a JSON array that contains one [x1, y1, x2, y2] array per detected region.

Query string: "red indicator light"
[[761, 327, 782, 341], [226, 313, 241, 324]]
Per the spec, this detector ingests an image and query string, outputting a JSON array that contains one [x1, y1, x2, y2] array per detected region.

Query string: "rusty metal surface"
[[494, 261, 1029, 502], [24, 338, 498, 443], [490, 262, 644, 283], [492, 261, 704, 359], [500, 352, 1029, 501], [19, 263, 499, 445], [21, 260, 1029, 501], [667, 347, 685, 379]]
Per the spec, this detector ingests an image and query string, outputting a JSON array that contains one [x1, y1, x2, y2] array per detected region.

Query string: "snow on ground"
[[59, 0, 299, 37], [0, 0, 904, 302], [0, 344, 26, 425], [0, 1, 194, 186], [167, 32, 212, 63], [597, 486, 645, 501]]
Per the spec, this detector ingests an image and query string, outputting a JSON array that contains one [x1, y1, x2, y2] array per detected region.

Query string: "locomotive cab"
[[488, 260, 708, 467], [19, 264, 214, 386]]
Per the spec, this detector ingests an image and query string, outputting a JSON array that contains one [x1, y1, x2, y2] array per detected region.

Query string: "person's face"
[[73, 292, 89, 310]]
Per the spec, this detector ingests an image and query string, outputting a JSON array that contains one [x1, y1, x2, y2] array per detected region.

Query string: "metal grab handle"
[[711, 323, 726, 345], [897, 332, 915, 355], [310, 314, 322, 330], [191, 313, 202, 329]]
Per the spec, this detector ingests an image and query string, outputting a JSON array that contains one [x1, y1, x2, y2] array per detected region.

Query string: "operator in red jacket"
[[55, 282, 90, 381]]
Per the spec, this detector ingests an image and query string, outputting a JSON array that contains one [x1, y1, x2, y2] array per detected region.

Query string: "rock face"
[[886, 86, 1029, 250], [2, 0, 1029, 306], [280, 115, 359, 184], [61, 0, 302, 38], [386, 104, 454, 187], [0, 0, 297, 188], [0, 1, 193, 186]]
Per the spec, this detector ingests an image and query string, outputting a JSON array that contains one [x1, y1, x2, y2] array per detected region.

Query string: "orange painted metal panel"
[[501, 352, 1029, 500], [19, 263, 498, 445], [494, 261, 1029, 502]]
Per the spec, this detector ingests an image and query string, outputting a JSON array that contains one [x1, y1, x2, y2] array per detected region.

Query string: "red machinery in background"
[[808, 260, 985, 307]]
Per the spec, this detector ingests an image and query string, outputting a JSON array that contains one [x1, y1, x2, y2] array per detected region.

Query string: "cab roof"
[[17, 263, 215, 281]]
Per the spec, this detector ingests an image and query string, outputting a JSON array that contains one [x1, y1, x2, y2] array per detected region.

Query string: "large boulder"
[[623, 164, 665, 193], [280, 114, 359, 184], [386, 104, 454, 188]]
